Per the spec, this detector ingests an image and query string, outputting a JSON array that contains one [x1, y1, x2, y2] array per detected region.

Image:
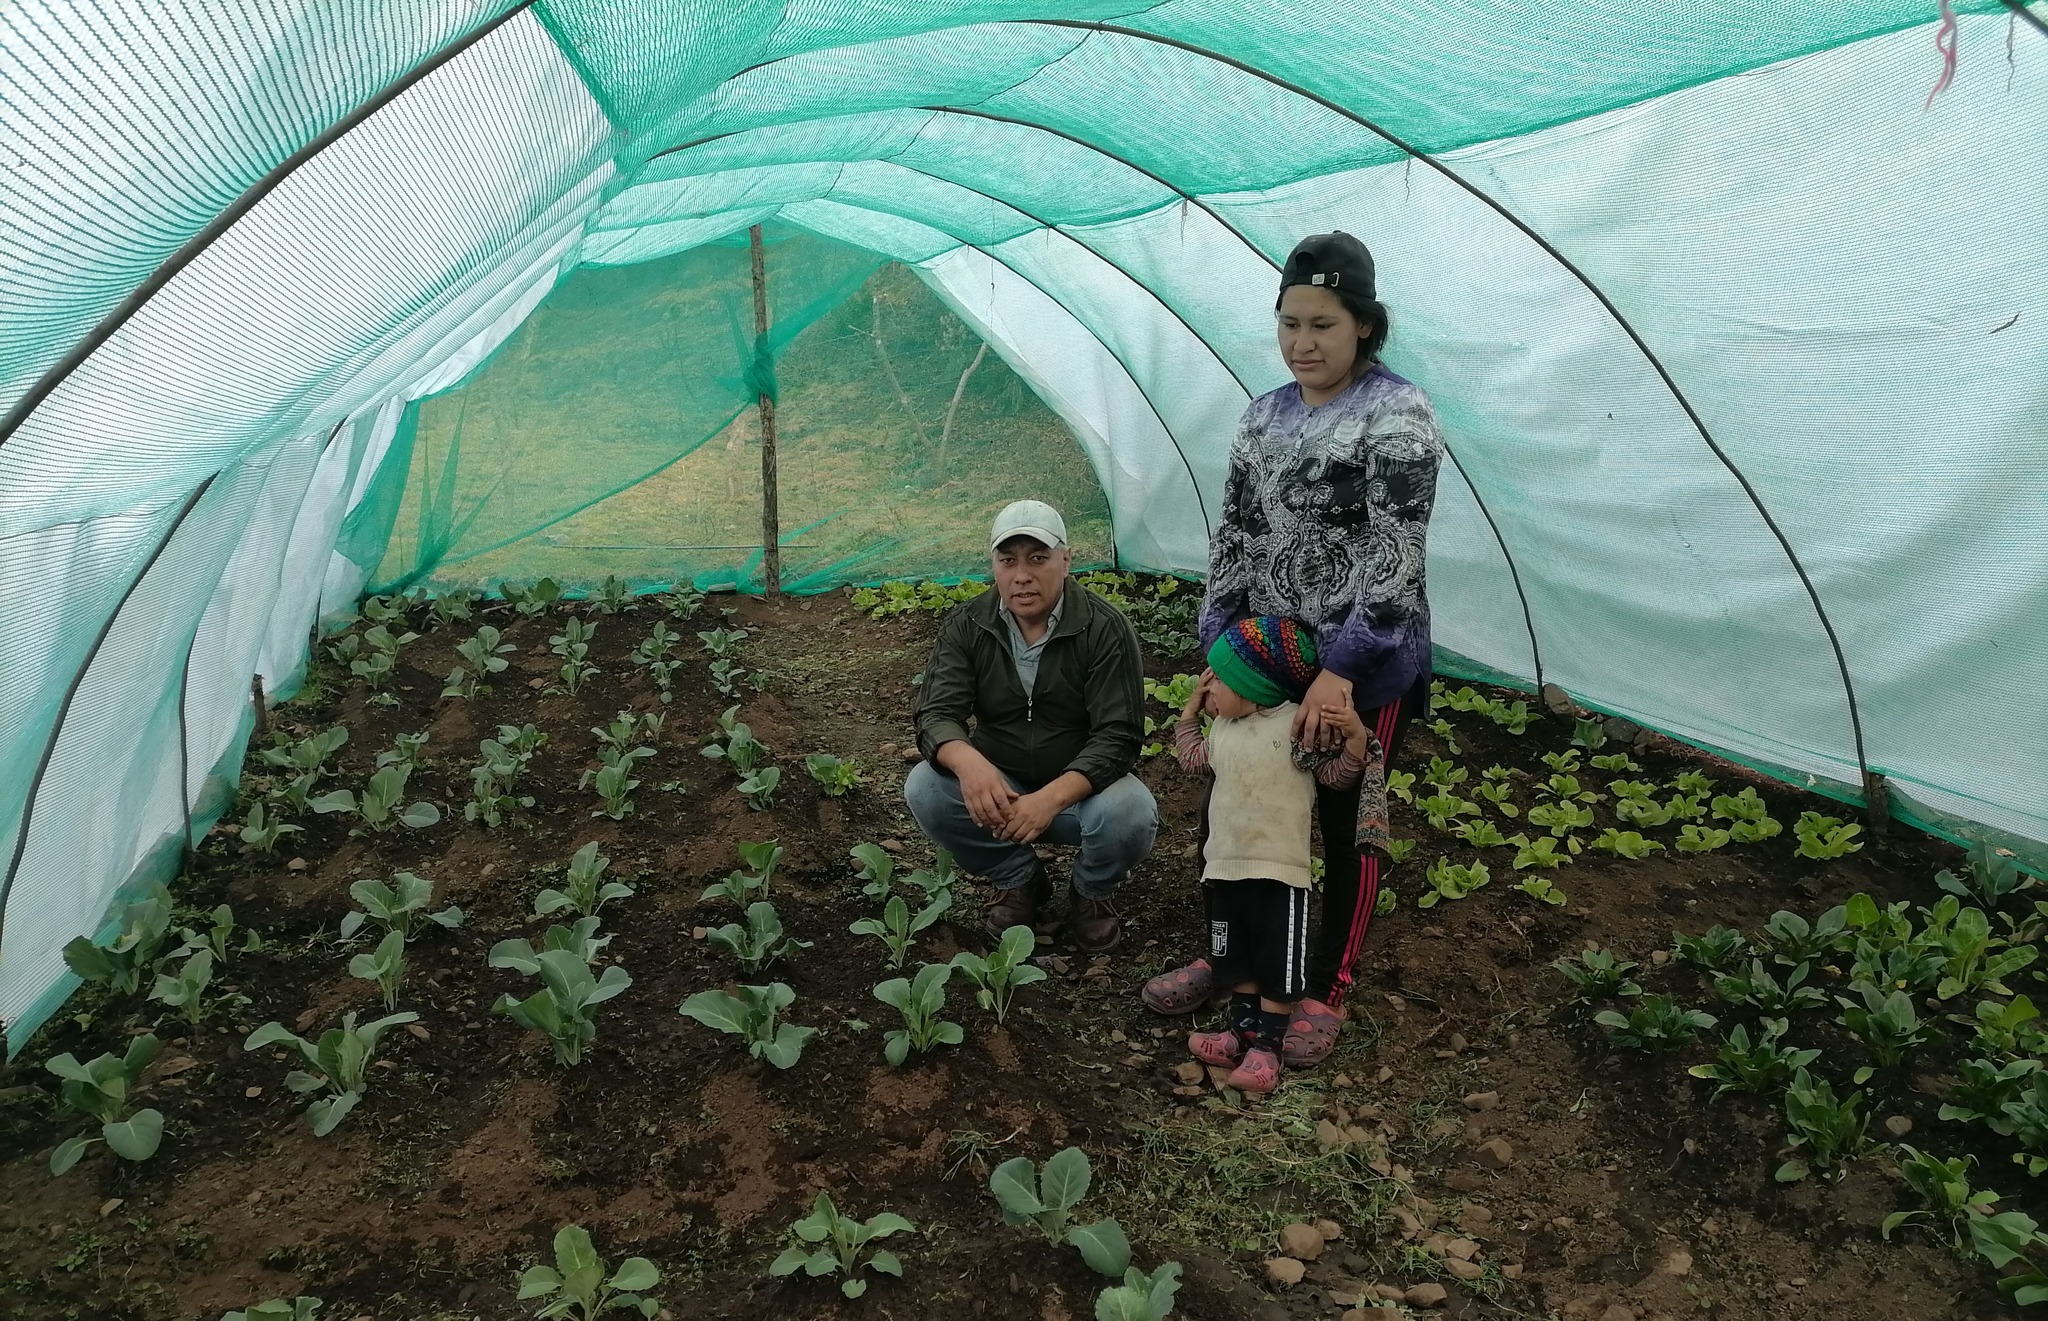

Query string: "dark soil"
[[0, 589, 2033, 1321]]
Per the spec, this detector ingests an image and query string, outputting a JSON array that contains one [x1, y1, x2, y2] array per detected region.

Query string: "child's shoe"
[[1141, 958, 1215, 1015], [1282, 998, 1345, 1068], [1187, 1028, 1249, 1068], [1225, 1045, 1283, 1094]]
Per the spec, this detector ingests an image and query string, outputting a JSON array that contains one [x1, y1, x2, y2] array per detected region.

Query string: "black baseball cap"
[[1279, 231, 1376, 301]]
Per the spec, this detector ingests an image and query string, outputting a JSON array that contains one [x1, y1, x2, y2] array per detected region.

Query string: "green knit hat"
[[1206, 616, 1319, 707]]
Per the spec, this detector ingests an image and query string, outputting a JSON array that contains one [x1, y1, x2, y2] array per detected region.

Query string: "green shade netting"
[[0, 1, 2043, 1050]]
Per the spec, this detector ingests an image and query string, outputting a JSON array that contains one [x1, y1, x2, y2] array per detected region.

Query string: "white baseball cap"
[[990, 499, 1068, 551]]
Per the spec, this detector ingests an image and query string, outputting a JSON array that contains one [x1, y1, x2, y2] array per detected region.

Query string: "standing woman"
[[1142, 231, 1442, 1068]]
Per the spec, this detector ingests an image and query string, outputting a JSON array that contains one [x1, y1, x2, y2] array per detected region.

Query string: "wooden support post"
[[250, 674, 269, 741], [749, 224, 782, 598]]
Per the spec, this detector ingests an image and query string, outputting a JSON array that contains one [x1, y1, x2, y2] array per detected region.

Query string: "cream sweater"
[[1200, 704, 1316, 888]]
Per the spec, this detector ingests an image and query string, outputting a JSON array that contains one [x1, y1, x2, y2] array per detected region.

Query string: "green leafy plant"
[[148, 948, 223, 1025], [1794, 810, 1863, 860], [235, 800, 301, 854], [875, 962, 963, 1065], [1712, 787, 1783, 842], [805, 753, 863, 796], [1386, 838, 1419, 863], [1385, 769, 1416, 804], [1664, 792, 1708, 823], [589, 573, 639, 615], [1571, 718, 1608, 750], [1513, 876, 1567, 905], [517, 1224, 660, 1319], [1676, 824, 1731, 853], [590, 763, 641, 820], [1418, 857, 1491, 908], [990, 1146, 1132, 1278], [1614, 794, 1674, 828], [1939, 1056, 2041, 1127], [348, 930, 407, 1011], [1688, 1018, 1820, 1096], [663, 584, 705, 618], [222, 1299, 323, 1321], [1454, 818, 1511, 848], [951, 925, 1048, 1024], [1970, 995, 2048, 1060], [1510, 833, 1572, 871], [376, 730, 430, 776], [338, 872, 463, 942], [1883, 1147, 2048, 1304], [1486, 700, 1536, 734], [593, 710, 663, 756], [1539, 772, 1600, 803], [1608, 779, 1661, 801], [1920, 896, 2039, 1000], [1596, 994, 1715, 1050], [466, 739, 534, 827], [1776, 1067, 1870, 1182], [1094, 1263, 1184, 1321], [1937, 843, 2035, 909], [1762, 906, 1847, 964], [1591, 828, 1663, 859], [444, 625, 515, 698], [1552, 947, 1642, 1002], [702, 709, 769, 772], [1672, 925, 1746, 973], [679, 982, 816, 1069], [62, 883, 174, 994], [244, 1010, 418, 1136], [703, 839, 783, 906], [696, 626, 748, 658], [1422, 755, 1468, 790], [172, 903, 262, 964], [1672, 769, 1718, 796], [1471, 778, 1518, 817], [429, 591, 473, 627], [851, 892, 953, 969], [492, 950, 632, 1067], [310, 763, 440, 832], [1714, 959, 1827, 1015], [1426, 717, 1462, 754], [738, 766, 782, 810], [1591, 753, 1642, 773], [1540, 749, 1582, 773], [44, 1034, 164, 1175], [631, 619, 679, 666], [769, 1193, 914, 1299], [549, 617, 600, 694], [349, 623, 418, 691], [490, 917, 613, 970], [708, 901, 811, 973], [535, 842, 635, 919], [1528, 800, 1594, 838], [498, 722, 549, 759], [1416, 792, 1479, 831], [1993, 1074, 2048, 1175], [503, 576, 563, 617]]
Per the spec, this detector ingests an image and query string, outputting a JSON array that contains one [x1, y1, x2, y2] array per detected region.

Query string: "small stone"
[[1384, 994, 1408, 1013], [1700, 1218, 1720, 1236], [1430, 1116, 1465, 1140], [1603, 717, 1642, 744], [1885, 1115, 1913, 1138], [1372, 1284, 1409, 1301], [526, 677, 545, 689], [245, 1190, 264, 1206], [1172, 1062, 1203, 1085], [97, 1198, 123, 1218], [1540, 682, 1574, 715], [1341, 1311, 1369, 1321], [286, 857, 307, 871], [1315, 1218, 1343, 1242], [1447, 1032, 1469, 1053], [1344, 1124, 1374, 1148], [1476, 1138, 1514, 1168], [1334, 1072, 1353, 1087], [1551, 1216, 1576, 1230], [406, 1024, 430, 1040], [1205, 1064, 1235, 1089], [1316, 1119, 1351, 1150], [899, 747, 921, 763], [1445, 1237, 1481, 1262], [1390, 1205, 1425, 1239], [879, 742, 898, 755], [1172, 1085, 1204, 1097], [1600, 1307, 1637, 1321], [1035, 933, 1053, 946], [1110, 1029, 1127, 1043], [1462, 1091, 1500, 1111], [1501, 1263, 1523, 1280], [1663, 1249, 1693, 1277], [1459, 1204, 1495, 1234], [1790, 1278, 1807, 1287], [1650, 949, 1670, 965], [1278, 1223, 1325, 1261], [1405, 1283, 1450, 1309], [1265, 1257, 1306, 1287], [879, 839, 906, 853], [1446, 1168, 1485, 1193], [1445, 1258, 1485, 1281], [692, 926, 708, 940], [1375, 1065, 1394, 1083], [1181, 844, 1200, 860]]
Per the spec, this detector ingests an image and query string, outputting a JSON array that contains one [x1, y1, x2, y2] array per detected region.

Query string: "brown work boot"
[[984, 863, 1052, 939], [1070, 892, 1123, 954]]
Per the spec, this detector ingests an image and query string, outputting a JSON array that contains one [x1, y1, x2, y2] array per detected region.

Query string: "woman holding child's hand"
[[1145, 230, 1444, 1067]]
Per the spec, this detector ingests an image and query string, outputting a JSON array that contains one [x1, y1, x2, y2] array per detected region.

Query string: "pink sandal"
[[1226, 1045, 1283, 1094], [1283, 998, 1345, 1069], [1188, 1028, 1248, 1068], [1142, 958, 1217, 1015]]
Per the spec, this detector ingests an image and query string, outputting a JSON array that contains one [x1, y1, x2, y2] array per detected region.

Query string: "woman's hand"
[[1292, 669, 1355, 749]]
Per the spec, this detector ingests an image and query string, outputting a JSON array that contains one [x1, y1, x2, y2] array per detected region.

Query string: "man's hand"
[[938, 742, 1018, 830], [996, 788, 1062, 843], [1293, 669, 1356, 749]]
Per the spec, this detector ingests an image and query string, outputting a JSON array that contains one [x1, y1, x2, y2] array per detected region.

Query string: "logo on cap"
[[1310, 272, 1339, 286]]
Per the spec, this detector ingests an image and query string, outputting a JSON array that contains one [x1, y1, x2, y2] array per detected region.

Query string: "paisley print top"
[[1198, 363, 1444, 713]]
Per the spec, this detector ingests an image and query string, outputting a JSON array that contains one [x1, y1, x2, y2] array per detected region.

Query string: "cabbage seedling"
[[702, 839, 782, 906], [1095, 1262, 1184, 1321], [1776, 1067, 1869, 1182], [738, 766, 781, 811], [236, 801, 301, 854], [590, 763, 641, 820], [1687, 1018, 1819, 1096], [490, 916, 613, 970], [244, 1010, 419, 1136], [1671, 925, 1745, 973], [875, 962, 963, 1065], [698, 626, 748, 658], [350, 624, 418, 690], [1595, 994, 1715, 1051], [258, 727, 348, 778], [149, 948, 225, 1025], [310, 764, 440, 832], [1418, 858, 1490, 908], [339, 872, 464, 943], [851, 843, 896, 899], [769, 1192, 914, 1299], [345, 930, 406, 1011], [851, 892, 952, 969], [701, 718, 768, 772], [989, 1146, 1131, 1277], [1793, 811, 1862, 859], [172, 903, 262, 964], [62, 883, 174, 994], [223, 1298, 323, 1321], [951, 925, 1048, 1023], [492, 949, 632, 1067], [679, 982, 816, 1069], [549, 618, 600, 694], [504, 576, 562, 617], [708, 901, 812, 973], [1591, 829, 1663, 859], [664, 584, 705, 618], [45, 1034, 164, 1175], [536, 842, 635, 919], [1552, 947, 1641, 1002], [444, 625, 515, 698], [631, 620, 678, 664], [517, 1224, 660, 1319], [805, 754, 863, 796], [590, 573, 638, 615], [376, 731, 430, 775]]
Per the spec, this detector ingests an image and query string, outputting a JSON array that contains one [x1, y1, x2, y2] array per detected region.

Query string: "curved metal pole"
[[2002, 0, 2048, 39], [0, 474, 219, 942], [1029, 17, 1870, 781], [0, 0, 539, 452]]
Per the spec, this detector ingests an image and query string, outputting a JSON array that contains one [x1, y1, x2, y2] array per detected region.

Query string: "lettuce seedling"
[[1426, 718, 1462, 754], [1509, 834, 1572, 871], [1541, 749, 1582, 773], [1454, 819, 1510, 848], [990, 1146, 1131, 1277], [851, 892, 952, 969], [1471, 779, 1518, 818], [1793, 810, 1862, 859], [1416, 792, 1478, 831], [492, 950, 631, 1067], [536, 842, 634, 919], [1528, 801, 1594, 838], [1512, 877, 1567, 906], [1614, 795, 1674, 829], [244, 1010, 418, 1136], [1664, 792, 1708, 823], [1836, 982, 1933, 1067], [517, 1224, 659, 1320], [590, 763, 641, 820], [679, 982, 815, 1069], [1552, 947, 1641, 1002], [223, 1297, 323, 1321], [769, 1192, 914, 1299], [1487, 700, 1535, 734], [698, 626, 749, 658], [1385, 769, 1416, 804], [875, 962, 963, 1065], [491, 916, 613, 971], [1571, 718, 1608, 750], [348, 930, 407, 1011], [339, 872, 464, 943], [1589, 828, 1662, 859], [62, 882, 174, 994], [590, 574, 639, 615], [709, 901, 812, 973], [1418, 858, 1490, 908], [1596, 995, 1715, 1051], [1671, 925, 1745, 973], [236, 801, 301, 854], [444, 625, 515, 698], [1676, 825, 1731, 853], [951, 925, 1048, 1024], [1094, 1262, 1184, 1321], [738, 766, 781, 811], [1687, 1018, 1819, 1096], [1422, 755, 1468, 790], [45, 1034, 164, 1175], [549, 618, 600, 694], [1591, 753, 1641, 773], [311, 763, 440, 832], [805, 754, 863, 796], [1776, 1067, 1868, 1182], [1714, 959, 1826, 1014]]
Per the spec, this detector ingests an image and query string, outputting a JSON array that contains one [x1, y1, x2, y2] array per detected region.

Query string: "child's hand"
[[1183, 669, 1214, 719], [1321, 700, 1369, 758]]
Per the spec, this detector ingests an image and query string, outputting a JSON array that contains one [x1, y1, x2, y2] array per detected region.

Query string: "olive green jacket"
[[912, 579, 1144, 792]]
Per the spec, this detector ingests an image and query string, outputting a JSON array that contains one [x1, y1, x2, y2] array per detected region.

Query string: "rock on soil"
[[1462, 1090, 1500, 1110], [1265, 1256, 1306, 1286], [1476, 1137, 1515, 1168], [1405, 1282, 1450, 1308], [1277, 1222, 1324, 1260]]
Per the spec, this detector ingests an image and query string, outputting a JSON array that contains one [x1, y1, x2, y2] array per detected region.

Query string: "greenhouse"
[[1, 4, 2044, 1320]]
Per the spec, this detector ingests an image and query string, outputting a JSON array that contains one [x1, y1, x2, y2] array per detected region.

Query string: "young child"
[[1174, 616, 1377, 1094]]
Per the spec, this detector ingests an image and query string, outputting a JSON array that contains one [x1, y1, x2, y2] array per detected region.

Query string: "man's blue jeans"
[[903, 761, 1159, 900]]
